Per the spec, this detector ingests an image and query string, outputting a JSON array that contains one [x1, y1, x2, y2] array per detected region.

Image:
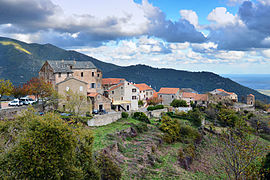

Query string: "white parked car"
[[20, 97, 36, 105], [8, 99, 23, 106]]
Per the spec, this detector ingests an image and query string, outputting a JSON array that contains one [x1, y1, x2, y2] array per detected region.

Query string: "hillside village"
[[1, 59, 269, 180], [39, 60, 256, 114]]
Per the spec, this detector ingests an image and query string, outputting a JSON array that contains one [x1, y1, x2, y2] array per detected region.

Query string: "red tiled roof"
[[248, 94, 255, 97], [102, 78, 125, 85], [217, 89, 233, 95], [134, 83, 153, 91], [194, 94, 208, 101], [182, 92, 197, 98], [107, 83, 124, 92], [182, 92, 208, 101], [153, 90, 158, 98], [87, 92, 98, 97], [158, 88, 179, 94]]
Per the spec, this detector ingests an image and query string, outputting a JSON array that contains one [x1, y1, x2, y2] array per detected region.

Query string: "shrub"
[[187, 109, 204, 127], [138, 100, 144, 106], [147, 97, 162, 106], [260, 153, 270, 180], [133, 112, 150, 124], [121, 112, 129, 119], [159, 115, 181, 143], [180, 125, 202, 144], [170, 99, 188, 107], [0, 110, 99, 179], [147, 104, 164, 111], [97, 152, 122, 180]]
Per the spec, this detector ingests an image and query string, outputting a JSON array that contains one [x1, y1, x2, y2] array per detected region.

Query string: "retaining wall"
[[88, 108, 168, 127], [0, 105, 42, 120]]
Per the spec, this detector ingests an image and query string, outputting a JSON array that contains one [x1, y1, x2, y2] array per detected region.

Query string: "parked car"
[[28, 98, 36, 105], [20, 97, 30, 105], [8, 99, 23, 106]]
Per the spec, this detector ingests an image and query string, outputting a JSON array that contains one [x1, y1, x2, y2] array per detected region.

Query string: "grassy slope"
[[90, 117, 216, 179]]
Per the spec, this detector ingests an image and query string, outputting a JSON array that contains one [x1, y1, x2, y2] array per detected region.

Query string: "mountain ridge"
[[0, 36, 269, 103]]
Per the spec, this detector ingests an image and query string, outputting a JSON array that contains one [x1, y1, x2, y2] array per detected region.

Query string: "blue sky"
[[0, 0, 270, 74]]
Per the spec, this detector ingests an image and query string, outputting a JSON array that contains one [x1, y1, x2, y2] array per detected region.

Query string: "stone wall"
[[0, 105, 42, 120], [88, 108, 168, 127]]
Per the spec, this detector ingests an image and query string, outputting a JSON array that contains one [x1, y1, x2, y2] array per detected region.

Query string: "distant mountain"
[[0, 37, 119, 84], [0, 36, 269, 103]]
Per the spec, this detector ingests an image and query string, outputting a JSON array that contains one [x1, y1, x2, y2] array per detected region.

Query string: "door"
[[99, 104, 103, 111]]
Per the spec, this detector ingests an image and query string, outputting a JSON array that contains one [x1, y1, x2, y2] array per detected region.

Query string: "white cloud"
[[180, 10, 199, 28], [261, 49, 270, 58], [207, 7, 242, 28]]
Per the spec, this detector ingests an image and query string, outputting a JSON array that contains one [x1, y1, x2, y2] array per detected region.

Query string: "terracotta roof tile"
[[217, 89, 233, 95], [107, 83, 124, 92], [102, 78, 125, 85], [134, 83, 153, 91], [153, 90, 158, 98], [158, 88, 179, 94], [87, 92, 99, 97]]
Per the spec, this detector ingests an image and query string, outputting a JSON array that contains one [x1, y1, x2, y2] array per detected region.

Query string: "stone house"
[[209, 89, 238, 103], [39, 60, 111, 113], [55, 77, 89, 112], [39, 60, 103, 94], [180, 92, 209, 106], [134, 83, 154, 101], [246, 94, 255, 106], [105, 80, 139, 111], [158, 88, 180, 106]]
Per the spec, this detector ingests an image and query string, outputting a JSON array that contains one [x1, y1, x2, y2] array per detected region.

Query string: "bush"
[[159, 115, 181, 143], [147, 104, 164, 111], [121, 112, 129, 119], [133, 112, 150, 124], [138, 100, 144, 106], [97, 152, 122, 180], [0, 110, 99, 179], [170, 99, 188, 107], [187, 109, 204, 127]]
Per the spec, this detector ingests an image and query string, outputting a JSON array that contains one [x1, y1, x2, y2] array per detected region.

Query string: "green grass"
[[90, 118, 142, 151], [257, 89, 270, 96]]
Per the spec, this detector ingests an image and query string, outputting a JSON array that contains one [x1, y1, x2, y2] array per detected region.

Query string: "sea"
[[221, 74, 270, 90]]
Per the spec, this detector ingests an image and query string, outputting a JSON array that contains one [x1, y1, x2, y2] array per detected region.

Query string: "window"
[[97, 73, 100, 77], [160, 95, 162, 98], [132, 96, 137, 100], [127, 83, 129, 85], [70, 66, 72, 69], [140, 91, 142, 93], [150, 92, 153, 95], [91, 83, 95, 88], [66, 86, 70, 91], [67, 72, 70, 77], [112, 91, 114, 94], [172, 95, 174, 98], [146, 92, 148, 96], [97, 83, 101, 88], [121, 97, 123, 100], [81, 72, 83, 77], [132, 88, 136, 92], [127, 105, 130, 111], [58, 73, 61, 78], [80, 86, 83, 92], [92, 72, 94, 77]]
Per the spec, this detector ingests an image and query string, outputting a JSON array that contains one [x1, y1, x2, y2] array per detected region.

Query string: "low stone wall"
[[0, 105, 42, 120], [88, 112, 123, 126], [147, 108, 168, 118], [88, 108, 168, 127]]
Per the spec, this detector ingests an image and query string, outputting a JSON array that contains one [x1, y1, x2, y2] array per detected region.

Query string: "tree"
[[25, 77, 53, 102], [63, 90, 90, 116], [0, 79, 13, 109], [170, 99, 188, 107], [212, 120, 265, 180], [0, 109, 100, 179], [25, 77, 54, 111], [147, 96, 162, 106], [12, 84, 27, 99]]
